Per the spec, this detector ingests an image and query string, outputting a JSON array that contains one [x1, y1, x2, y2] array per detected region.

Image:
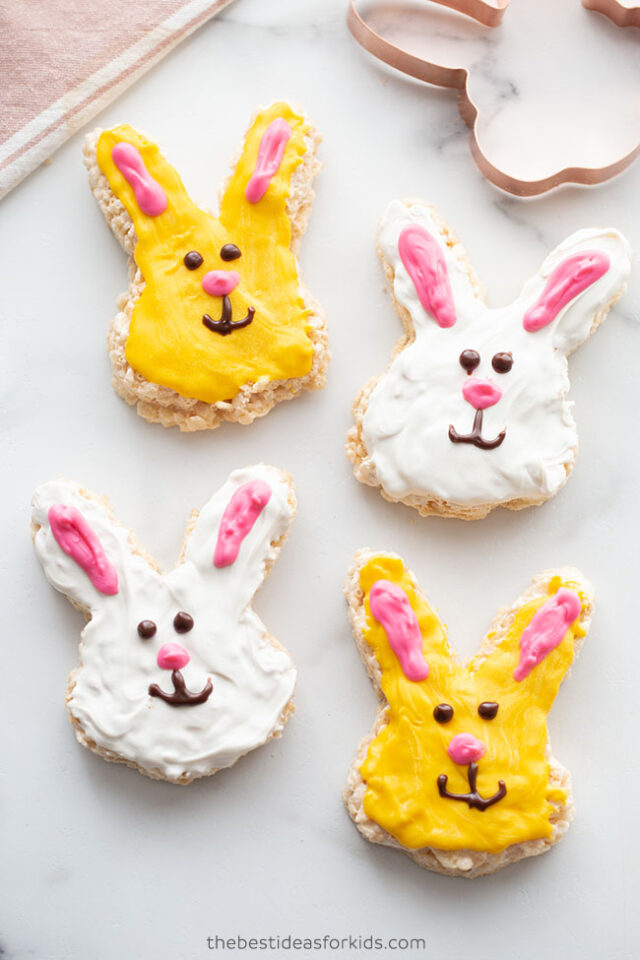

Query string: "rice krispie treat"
[[85, 103, 328, 430], [31, 465, 297, 784], [344, 549, 594, 877], [347, 201, 630, 518]]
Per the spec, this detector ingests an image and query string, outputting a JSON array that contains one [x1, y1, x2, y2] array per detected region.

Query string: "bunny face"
[[349, 553, 592, 860], [31, 466, 296, 783], [93, 103, 321, 406], [357, 201, 631, 513]]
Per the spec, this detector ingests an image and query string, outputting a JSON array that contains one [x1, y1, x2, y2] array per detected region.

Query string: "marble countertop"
[[2, 1, 639, 957]]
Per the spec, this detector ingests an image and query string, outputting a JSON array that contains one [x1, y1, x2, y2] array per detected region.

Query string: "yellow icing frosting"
[[358, 557, 587, 854], [96, 103, 314, 403]]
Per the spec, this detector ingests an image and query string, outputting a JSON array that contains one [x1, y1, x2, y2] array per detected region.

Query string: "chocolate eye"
[[491, 352, 513, 374], [478, 701, 499, 720], [184, 251, 204, 270], [433, 703, 454, 724], [220, 243, 241, 262], [173, 611, 194, 633], [459, 350, 480, 374], [137, 620, 157, 639]]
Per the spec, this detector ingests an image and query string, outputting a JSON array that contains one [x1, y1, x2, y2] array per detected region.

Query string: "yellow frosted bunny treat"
[[84, 103, 328, 430], [344, 550, 594, 878]]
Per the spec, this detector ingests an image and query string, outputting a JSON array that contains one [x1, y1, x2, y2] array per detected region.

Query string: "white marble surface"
[[2, 1, 640, 957]]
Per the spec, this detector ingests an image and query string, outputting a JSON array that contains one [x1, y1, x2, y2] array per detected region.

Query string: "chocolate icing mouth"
[[149, 669, 213, 707], [203, 294, 255, 336], [448, 409, 506, 451], [437, 762, 507, 811]]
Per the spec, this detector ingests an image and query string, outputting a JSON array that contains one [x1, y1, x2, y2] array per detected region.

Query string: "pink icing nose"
[[447, 733, 486, 765], [202, 270, 240, 297], [157, 642, 190, 671], [462, 377, 503, 410]]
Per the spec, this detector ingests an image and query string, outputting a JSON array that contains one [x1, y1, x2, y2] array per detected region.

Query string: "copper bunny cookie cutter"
[[348, 0, 640, 196], [584, 0, 640, 27]]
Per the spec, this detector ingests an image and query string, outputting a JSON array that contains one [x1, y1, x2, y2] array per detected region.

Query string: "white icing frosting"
[[360, 201, 631, 508], [32, 465, 296, 782]]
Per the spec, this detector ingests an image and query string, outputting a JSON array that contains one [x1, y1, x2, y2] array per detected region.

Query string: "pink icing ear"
[[514, 588, 582, 682], [48, 504, 119, 595], [213, 479, 272, 568], [369, 580, 429, 682], [398, 224, 456, 328], [523, 251, 610, 333], [245, 118, 292, 204], [111, 142, 167, 216]]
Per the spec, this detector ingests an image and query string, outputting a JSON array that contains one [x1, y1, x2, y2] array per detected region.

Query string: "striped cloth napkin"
[[0, 0, 234, 200]]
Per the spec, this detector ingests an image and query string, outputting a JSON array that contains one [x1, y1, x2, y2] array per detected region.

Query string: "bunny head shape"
[[31, 466, 297, 783], [348, 201, 631, 519], [348, 0, 640, 195], [85, 103, 328, 430], [344, 552, 593, 878]]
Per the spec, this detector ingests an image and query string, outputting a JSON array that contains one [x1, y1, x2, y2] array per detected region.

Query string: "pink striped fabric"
[[0, 0, 235, 200]]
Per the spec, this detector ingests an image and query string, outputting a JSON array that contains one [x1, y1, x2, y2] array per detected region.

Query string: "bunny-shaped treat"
[[344, 551, 593, 877], [348, 202, 631, 519], [31, 466, 297, 783], [85, 103, 328, 430]]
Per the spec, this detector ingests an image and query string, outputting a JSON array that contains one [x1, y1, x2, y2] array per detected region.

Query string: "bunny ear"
[[377, 200, 481, 333], [519, 228, 631, 353], [397, 224, 457, 328], [48, 505, 118, 595], [182, 465, 295, 610], [355, 553, 456, 704], [32, 482, 139, 611], [523, 251, 609, 333], [472, 571, 593, 703], [218, 103, 312, 250], [96, 124, 198, 243], [368, 580, 430, 682]]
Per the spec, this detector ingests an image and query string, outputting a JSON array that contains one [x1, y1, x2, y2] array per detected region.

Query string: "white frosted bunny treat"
[[31, 466, 297, 784], [348, 201, 631, 519]]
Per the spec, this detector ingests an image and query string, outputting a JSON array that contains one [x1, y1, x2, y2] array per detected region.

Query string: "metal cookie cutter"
[[584, 0, 640, 27], [348, 0, 640, 196]]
